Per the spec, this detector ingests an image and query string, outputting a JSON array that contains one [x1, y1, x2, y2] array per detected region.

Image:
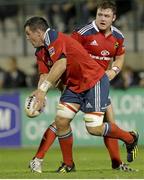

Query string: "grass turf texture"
[[0, 146, 143, 179]]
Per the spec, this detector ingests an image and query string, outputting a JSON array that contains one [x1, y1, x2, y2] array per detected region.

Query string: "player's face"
[[25, 26, 44, 48], [96, 8, 116, 31]]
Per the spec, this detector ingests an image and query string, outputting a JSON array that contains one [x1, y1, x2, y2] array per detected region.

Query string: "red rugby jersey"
[[71, 21, 125, 70], [35, 30, 105, 93]]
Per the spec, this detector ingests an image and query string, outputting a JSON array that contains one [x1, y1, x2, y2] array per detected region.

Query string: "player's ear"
[[112, 15, 116, 22], [37, 29, 44, 38]]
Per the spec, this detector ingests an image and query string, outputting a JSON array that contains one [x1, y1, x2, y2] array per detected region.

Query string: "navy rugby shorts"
[[60, 74, 110, 113]]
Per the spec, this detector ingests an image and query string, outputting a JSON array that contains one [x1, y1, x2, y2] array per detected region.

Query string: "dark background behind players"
[[0, 0, 144, 85]]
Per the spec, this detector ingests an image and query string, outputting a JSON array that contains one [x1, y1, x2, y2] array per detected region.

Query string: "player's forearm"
[[106, 54, 125, 80], [39, 58, 66, 93], [38, 74, 48, 88], [111, 54, 125, 73]]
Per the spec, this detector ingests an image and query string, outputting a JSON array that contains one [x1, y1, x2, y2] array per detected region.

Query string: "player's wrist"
[[111, 66, 120, 75], [39, 80, 52, 93]]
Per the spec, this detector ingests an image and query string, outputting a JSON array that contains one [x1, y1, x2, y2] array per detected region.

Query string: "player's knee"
[[83, 112, 104, 136], [55, 102, 78, 132], [55, 115, 71, 132]]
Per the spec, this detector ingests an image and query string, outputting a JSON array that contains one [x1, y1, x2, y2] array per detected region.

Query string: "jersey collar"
[[44, 28, 58, 47], [111, 26, 115, 33], [92, 21, 99, 32]]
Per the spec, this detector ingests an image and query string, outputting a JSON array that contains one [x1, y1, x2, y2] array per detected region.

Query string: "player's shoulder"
[[111, 26, 124, 39], [73, 21, 98, 36]]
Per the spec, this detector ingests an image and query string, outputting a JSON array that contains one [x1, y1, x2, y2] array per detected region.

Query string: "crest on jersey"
[[47, 59, 53, 67], [114, 42, 119, 49], [48, 47, 55, 57], [101, 50, 110, 56]]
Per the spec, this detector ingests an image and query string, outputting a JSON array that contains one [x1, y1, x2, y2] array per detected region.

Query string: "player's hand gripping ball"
[[25, 95, 46, 118]]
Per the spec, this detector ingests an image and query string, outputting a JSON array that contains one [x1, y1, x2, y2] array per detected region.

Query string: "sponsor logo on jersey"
[[90, 54, 112, 61], [90, 40, 98, 46], [101, 50, 110, 56], [48, 47, 55, 57], [0, 102, 20, 138]]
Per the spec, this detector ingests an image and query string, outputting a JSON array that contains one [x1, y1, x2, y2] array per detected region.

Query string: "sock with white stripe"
[[35, 124, 57, 159], [103, 122, 134, 144]]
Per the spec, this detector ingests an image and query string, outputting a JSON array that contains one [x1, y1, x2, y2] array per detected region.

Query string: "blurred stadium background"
[[0, 0, 144, 178]]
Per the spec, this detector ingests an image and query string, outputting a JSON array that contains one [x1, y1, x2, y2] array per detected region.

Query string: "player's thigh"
[[55, 102, 80, 134], [56, 88, 80, 126], [58, 88, 80, 119], [82, 74, 110, 135], [84, 111, 104, 136]]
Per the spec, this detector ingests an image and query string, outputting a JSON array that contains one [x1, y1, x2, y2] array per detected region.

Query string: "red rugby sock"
[[104, 123, 134, 144], [104, 137, 122, 168], [58, 131, 73, 166], [35, 125, 57, 159]]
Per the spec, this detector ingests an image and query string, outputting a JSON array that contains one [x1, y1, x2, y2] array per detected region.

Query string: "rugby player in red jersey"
[[28, 1, 137, 173], [24, 15, 138, 173], [71, 0, 127, 171]]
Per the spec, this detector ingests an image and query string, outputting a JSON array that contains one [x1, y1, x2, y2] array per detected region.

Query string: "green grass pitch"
[[0, 146, 143, 179]]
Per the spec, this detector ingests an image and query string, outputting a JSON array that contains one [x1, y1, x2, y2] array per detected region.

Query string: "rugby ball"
[[25, 95, 44, 118]]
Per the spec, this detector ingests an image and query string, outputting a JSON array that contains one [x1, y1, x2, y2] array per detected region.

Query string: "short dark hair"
[[24, 16, 49, 32], [96, 0, 117, 15]]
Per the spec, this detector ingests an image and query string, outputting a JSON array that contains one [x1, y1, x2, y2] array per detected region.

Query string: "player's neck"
[[100, 28, 112, 37]]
